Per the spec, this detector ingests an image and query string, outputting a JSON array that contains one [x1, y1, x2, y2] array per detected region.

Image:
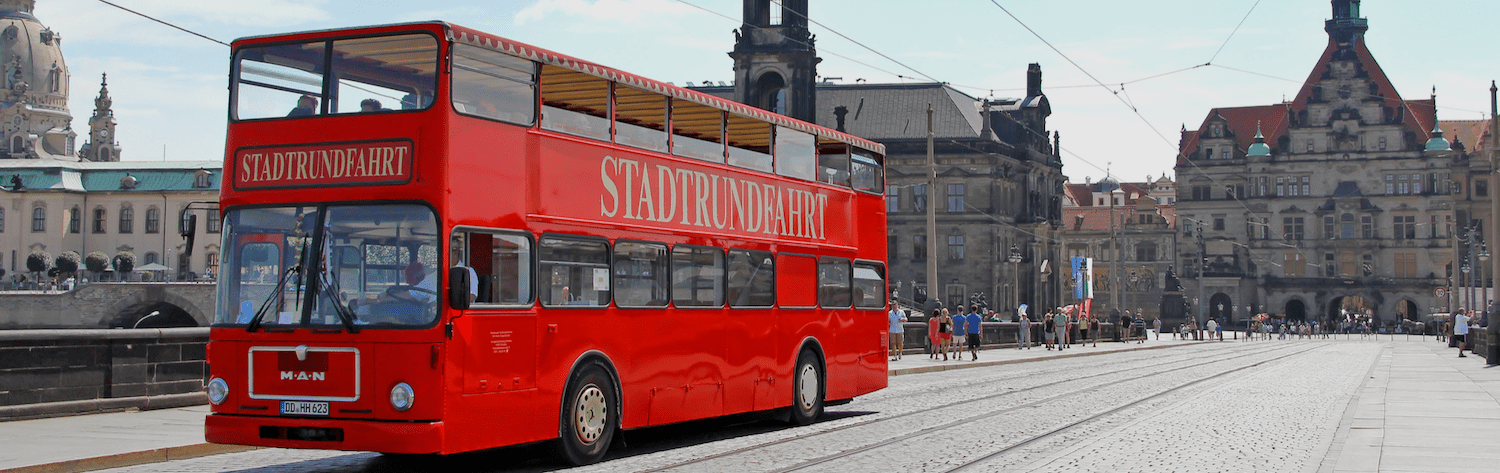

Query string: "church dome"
[[0, 0, 68, 111]]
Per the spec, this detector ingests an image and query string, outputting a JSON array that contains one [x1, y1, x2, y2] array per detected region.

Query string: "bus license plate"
[[281, 401, 329, 416]]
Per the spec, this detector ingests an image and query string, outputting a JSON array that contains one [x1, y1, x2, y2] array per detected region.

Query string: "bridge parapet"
[[0, 282, 216, 329]]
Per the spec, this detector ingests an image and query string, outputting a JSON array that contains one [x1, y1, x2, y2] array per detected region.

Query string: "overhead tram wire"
[[96, 0, 229, 47], [1207, 0, 1263, 65], [674, 0, 912, 83]]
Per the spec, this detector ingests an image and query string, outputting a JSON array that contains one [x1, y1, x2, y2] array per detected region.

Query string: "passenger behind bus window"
[[288, 95, 317, 117], [360, 98, 388, 112]]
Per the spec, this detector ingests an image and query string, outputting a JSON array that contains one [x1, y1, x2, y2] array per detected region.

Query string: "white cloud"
[[514, 0, 692, 26]]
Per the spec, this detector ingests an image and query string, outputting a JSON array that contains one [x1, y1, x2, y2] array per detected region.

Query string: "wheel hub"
[[574, 384, 607, 444], [798, 364, 818, 410]]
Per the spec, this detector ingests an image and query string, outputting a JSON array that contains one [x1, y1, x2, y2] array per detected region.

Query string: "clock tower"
[[82, 72, 119, 162]]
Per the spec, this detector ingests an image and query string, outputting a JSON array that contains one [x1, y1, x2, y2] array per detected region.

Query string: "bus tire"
[[790, 349, 824, 425], [558, 363, 617, 465]]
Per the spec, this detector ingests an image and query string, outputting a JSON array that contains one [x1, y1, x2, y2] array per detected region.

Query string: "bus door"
[[724, 249, 778, 413], [452, 230, 537, 395]]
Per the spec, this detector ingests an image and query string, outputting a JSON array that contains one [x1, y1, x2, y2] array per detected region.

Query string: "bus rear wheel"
[[790, 350, 824, 425], [558, 363, 617, 465]]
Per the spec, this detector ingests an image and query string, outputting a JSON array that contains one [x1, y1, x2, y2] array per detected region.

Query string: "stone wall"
[[0, 328, 208, 410], [0, 282, 215, 329]]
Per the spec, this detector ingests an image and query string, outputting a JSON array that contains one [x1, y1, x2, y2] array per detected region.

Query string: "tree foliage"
[[26, 250, 51, 273], [84, 251, 109, 273], [54, 251, 81, 274], [112, 251, 136, 273]]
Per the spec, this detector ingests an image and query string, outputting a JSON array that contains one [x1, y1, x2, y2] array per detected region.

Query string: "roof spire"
[[1425, 117, 1450, 152], [1247, 120, 1271, 157], [1325, 0, 1368, 44]]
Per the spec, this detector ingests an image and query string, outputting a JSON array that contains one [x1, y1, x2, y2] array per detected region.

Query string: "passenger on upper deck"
[[360, 98, 386, 112], [288, 95, 317, 117]]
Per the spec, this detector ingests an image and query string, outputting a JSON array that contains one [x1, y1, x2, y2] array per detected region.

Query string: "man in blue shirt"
[[950, 306, 968, 361], [965, 308, 983, 360], [888, 302, 907, 361]]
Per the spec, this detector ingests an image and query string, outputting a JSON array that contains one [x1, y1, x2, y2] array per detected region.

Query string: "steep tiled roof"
[[1441, 119, 1492, 152], [1064, 181, 1159, 207], [1179, 104, 1290, 162], [1289, 37, 1435, 139]]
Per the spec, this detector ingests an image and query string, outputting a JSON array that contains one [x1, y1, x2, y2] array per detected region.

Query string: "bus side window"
[[726, 114, 772, 172], [850, 150, 883, 194], [817, 257, 852, 308], [614, 86, 667, 153], [852, 262, 886, 309], [455, 229, 533, 306], [539, 235, 610, 307], [613, 241, 669, 308], [540, 64, 611, 141], [671, 99, 725, 163], [452, 44, 536, 125], [774, 127, 816, 181], [817, 143, 851, 187], [671, 245, 724, 307], [727, 249, 774, 308]]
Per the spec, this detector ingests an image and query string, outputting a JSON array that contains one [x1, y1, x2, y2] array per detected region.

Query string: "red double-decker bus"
[[203, 22, 889, 464]]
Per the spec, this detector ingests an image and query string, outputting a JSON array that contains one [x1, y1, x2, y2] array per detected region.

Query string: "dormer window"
[[194, 170, 213, 188], [1210, 124, 1223, 137], [1205, 147, 1213, 159]]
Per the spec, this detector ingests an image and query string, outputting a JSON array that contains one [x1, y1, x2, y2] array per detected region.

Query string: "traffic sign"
[[1435, 287, 1447, 298]]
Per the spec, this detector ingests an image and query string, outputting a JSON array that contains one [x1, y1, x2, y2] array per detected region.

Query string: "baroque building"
[[696, 0, 1068, 314], [1173, 0, 1456, 325], [0, 0, 220, 283], [1060, 176, 1177, 321]]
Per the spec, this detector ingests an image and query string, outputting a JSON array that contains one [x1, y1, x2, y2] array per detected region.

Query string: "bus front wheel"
[[558, 363, 617, 465], [790, 350, 824, 425]]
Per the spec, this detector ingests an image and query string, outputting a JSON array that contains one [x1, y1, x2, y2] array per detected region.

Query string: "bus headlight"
[[389, 382, 415, 411], [206, 378, 229, 405]]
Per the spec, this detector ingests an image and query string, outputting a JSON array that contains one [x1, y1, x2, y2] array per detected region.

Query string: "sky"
[[39, 0, 1500, 184]]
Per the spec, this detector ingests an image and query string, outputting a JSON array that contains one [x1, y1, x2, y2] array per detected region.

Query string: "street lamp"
[[1481, 244, 1491, 317], [1009, 244, 1023, 319]]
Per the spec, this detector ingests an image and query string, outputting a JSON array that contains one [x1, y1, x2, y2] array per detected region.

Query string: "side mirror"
[[449, 266, 472, 310]]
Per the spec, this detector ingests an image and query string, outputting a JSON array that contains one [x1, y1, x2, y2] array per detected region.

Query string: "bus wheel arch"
[[557, 351, 621, 465], [790, 337, 826, 425]]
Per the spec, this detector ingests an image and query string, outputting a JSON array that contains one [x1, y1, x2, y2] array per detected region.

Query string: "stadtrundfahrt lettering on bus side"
[[599, 155, 828, 240]]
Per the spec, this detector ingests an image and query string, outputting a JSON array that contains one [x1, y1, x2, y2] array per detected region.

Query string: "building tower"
[[1325, 0, 1367, 46], [79, 72, 119, 162], [0, 0, 75, 160], [729, 0, 820, 123]]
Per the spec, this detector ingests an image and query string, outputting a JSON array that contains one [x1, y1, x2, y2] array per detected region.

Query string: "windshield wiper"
[[315, 265, 360, 333], [247, 264, 301, 332]]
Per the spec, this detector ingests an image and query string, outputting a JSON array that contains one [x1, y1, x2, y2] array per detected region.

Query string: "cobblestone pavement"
[[92, 340, 1383, 473]]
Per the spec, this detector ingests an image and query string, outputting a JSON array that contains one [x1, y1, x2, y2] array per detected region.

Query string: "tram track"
[[635, 342, 1300, 473]]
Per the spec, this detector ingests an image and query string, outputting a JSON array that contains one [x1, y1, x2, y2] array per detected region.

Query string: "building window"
[[1339, 251, 1356, 277], [1362, 215, 1373, 238], [1205, 147, 1213, 160], [887, 185, 898, 213], [206, 252, 219, 277], [1394, 252, 1417, 278], [947, 235, 965, 260], [194, 171, 212, 189], [888, 234, 898, 262], [1378, 136, 1387, 150], [913, 184, 927, 213], [144, 252, 159, 265], [118, 207, 133, 234], [93, 208, 106, 233], [1192, 185, 1211, 200], [912, 235, 926, 261], [1283, 217, 1304, 241], [1341, 213, 1355, 239], [0, 208, 4, 232], [1323, 252, 1336, 277], [1393, 215, 1416, 240], [1276, 177, 1285, 196], [1477, 178, 1488, 197], [1362, 253, 1374, 276], [207, 211, 221, 234], [946, 285, 965, 310], [1306, 140, 1314, 152], [1284, 253, 1305, 277], [946, 183, 965, 212], [1323, 216, 1336, 239], [1136, 242, 1157, 262], [30, 206, 43, 232], [145, 208, 160, 234], [1222, 149, 1230, 160], [68, 206, 79, 233], [1213, 217, 1225, 231]]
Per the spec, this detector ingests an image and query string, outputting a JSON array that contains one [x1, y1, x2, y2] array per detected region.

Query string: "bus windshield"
[[233, 32, 439, 120], [216, 203, 440, 328]]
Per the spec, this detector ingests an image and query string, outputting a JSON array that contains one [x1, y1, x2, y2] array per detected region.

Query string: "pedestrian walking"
[[1133, 315, 1146, 344], [940, 309, 955, 361], [950, 307, 967, 361], [1455, 309, 1471, 357], [1018, 312, 1031, 349], [888, 302, 907, 361], [1153, 317, 1161, 340], [1078, 314, 1090, 347], [1206, 318, 1218, 342], [928, 309, 942, 359], [965, 308, 982, 360], [1050, 309, 1062, 349], [1121, 311, 1133, 343], [1053, 310, 1069, 351], [1090, 315, 1100, 347]]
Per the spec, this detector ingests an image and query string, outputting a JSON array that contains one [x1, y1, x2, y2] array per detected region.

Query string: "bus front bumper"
[[205, 413, 444, 454]]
